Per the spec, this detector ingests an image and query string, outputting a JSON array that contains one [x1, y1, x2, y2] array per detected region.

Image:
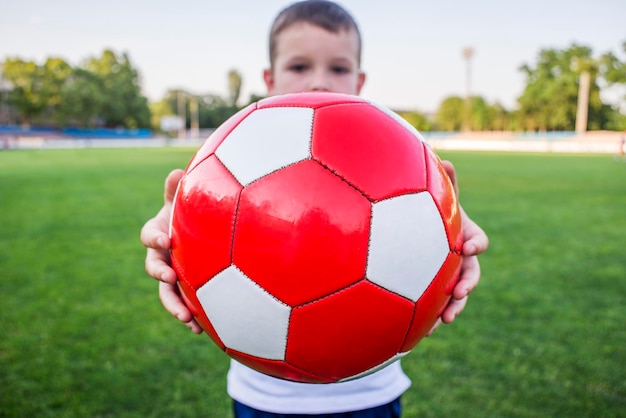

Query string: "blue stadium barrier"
[[0, 125, 152, 139], [61, 127, 152, 139]]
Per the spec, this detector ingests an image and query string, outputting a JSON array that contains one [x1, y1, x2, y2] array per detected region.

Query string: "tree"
[[3, 57, 76, 126], [83, 50, 150, 128], [161, 89, 239, 129], [397, 110, 433, 131], [2, 58, 46, 126], [488, 102, 511, 131], [468, 96, 491, 131], [435, 95, 514, 131], [435, 96, 465, 131], [40, 57, 73, 124], [198, 93, 238, 128], [516, 43, 623, 131], [58, 68, 106, 127], [1, 50, 152, 129], [600, 41, 626, 85], [599, 41, 626, 130]]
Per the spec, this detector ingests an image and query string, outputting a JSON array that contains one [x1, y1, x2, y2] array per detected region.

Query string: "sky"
[[1, 0, 624, 112]]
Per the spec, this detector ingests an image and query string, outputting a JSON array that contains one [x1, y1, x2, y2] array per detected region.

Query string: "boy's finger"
[[460, 211, 489, 256], [140, 218, 170, 250], [145, 248, 177, 284], [453, 256, 481, 300], [185, 319, 203, 334], [164, 169, 185, 205], [159, 281, 191, 321], [441, 296, 468, 324], [159, 282, 203, 334]]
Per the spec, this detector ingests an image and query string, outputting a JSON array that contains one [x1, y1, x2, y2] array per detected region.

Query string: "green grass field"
[[1, 148, 624, 417]]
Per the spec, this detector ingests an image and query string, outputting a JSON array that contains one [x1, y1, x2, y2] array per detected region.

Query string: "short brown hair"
[[268, 0, 362, 67]]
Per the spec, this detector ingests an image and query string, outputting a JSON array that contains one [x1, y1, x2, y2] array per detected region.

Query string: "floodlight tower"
[[462, 46, 474, 132]]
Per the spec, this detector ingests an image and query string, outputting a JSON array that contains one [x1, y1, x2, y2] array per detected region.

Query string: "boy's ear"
[[356, 71, 366, 95], [263, 68, 275, 95]]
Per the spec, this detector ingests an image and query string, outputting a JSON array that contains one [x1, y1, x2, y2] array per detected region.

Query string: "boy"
[[140, 1, 489, 417]]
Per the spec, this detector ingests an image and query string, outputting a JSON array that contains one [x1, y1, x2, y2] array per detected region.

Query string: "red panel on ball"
[[400, 252, 462, 352], [258, 92, 364, 110], [424, 144, 463, 252], [312, 104, 428, 202], [171, 156, 242, 289], [287, 281, 414, 381], [233, 160, 371, 306], [227, 350, 330, 384]]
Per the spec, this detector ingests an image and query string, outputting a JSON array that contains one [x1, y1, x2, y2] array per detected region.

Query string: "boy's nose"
[[309, 71, 330, 91]]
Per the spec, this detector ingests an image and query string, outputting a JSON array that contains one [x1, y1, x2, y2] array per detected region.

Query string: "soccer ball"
[[169, 92, 463, 384]]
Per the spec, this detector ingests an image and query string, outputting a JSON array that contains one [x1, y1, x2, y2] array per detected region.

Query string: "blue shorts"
[[233, 397, 402, 418]]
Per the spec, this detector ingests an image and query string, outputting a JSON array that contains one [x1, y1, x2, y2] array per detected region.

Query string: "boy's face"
[[264, 22, 366, 97]]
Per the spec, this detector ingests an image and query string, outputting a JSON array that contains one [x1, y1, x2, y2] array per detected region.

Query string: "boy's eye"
[[331, 66, 350, 74], [289, 64, 308, 73]]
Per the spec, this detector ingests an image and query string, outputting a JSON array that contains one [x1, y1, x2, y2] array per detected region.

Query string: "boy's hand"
[[140, 169, 203, 334], [428, 160, 489, 335]]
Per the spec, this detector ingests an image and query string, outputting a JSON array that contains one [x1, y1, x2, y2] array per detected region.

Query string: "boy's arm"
[[140, 169, 203, 334], [427, 161, 489, 333], [441, 207, 486, 322]]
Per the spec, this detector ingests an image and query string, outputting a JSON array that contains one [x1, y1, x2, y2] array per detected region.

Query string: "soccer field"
[[0, 148, 624, 417]]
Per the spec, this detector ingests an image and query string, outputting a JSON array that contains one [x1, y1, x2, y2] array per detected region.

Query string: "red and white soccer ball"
[[169, 92, 463, 384]]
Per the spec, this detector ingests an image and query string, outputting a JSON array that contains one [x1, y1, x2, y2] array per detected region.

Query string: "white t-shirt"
[[227, 359, 411, 414]]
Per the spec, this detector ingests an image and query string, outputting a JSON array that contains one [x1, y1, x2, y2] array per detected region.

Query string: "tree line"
[[1, 50, 150, 129], [1, 43, 625, 133], [408, 42, 626, 132]]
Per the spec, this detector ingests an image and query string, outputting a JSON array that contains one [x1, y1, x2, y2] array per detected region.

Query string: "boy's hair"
[[268, 0, 362, 67]]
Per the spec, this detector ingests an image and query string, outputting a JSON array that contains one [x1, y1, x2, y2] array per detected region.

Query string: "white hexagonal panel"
[[215, 107, 314, 186], [367, 192, 449, 302], [196, 265, 291, 360]]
